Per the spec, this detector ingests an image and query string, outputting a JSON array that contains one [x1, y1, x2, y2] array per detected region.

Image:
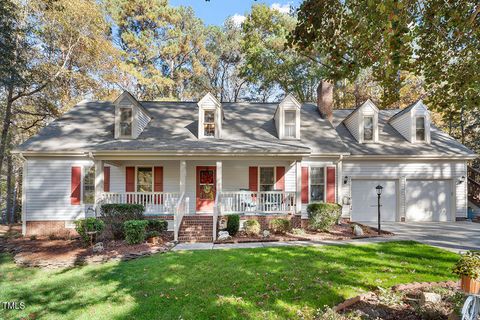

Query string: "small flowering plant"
[[452, 250, 480, 279]]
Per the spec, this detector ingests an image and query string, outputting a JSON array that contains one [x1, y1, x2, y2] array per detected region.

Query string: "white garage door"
[[406, 180, 452, 222], [351, 180, 397, 222]]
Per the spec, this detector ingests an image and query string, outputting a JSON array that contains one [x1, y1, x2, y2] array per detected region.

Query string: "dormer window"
[[203, 110, 215, 137], [119, 107, 133, 137], [284, 110, 296, 138], [415, 117, 425, 141], [363, 116, 374, 141]]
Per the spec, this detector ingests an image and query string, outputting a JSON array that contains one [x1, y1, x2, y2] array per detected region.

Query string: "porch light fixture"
[[343, 176, 348, 185], [375, 185, 383, 235]]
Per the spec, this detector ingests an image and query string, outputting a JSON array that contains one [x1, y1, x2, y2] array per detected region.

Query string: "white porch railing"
[[213, 192, 221, 241], [220, 191, 296, 214], [173, 193, 188, 242], [101, 192, 180, 215]]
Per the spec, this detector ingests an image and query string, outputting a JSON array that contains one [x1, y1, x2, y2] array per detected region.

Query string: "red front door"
[[196, 166, 216, 212]]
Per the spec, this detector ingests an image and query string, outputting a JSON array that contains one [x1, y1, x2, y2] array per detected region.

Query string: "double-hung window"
[[204, 110, 215, 137], [119, 107, 133, 137], [284, 110, 296, 138], [259, 167, 275, 191], [137, 167, 153, 192], [415, 117, 425, 141], [83, 166, 95, 204], [309, 167, 325, 202], [363, 116, 374, 142]]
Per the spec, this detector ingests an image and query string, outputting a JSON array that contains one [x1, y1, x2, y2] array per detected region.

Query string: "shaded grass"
[[0, 241, 458, 320]]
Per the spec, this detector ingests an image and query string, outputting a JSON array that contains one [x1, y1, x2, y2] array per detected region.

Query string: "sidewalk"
[[172, 236, 395, 251]]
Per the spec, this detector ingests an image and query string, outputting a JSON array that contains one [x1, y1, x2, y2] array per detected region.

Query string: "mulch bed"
[[0, 232, 174, 269], [215, 222, 393, 244], [333, 281, 464, 320]]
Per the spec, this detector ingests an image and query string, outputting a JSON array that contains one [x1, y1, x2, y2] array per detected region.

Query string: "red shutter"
[[275, 167, 285, 191], [249, 167, 258, 191], [125, 167, 135, 192], [301, 167, 309, 204], [104, 167, 110, 192], [154, 167, 163, 192], [71, 166, 81, 205], [154, 166, 163, 204], [326, 166, 336, 203]]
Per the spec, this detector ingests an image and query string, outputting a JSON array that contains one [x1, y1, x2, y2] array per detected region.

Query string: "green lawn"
[[0, 241, 458, 320]]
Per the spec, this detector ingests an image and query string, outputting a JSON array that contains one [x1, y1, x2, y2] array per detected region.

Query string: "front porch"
[[92, 159, 305, 242]]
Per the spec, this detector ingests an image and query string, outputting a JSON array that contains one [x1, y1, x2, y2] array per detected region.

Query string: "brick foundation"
[[26, 221, 78, 238]]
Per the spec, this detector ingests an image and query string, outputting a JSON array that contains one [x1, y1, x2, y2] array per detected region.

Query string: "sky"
[[169, 0, 301, 26]]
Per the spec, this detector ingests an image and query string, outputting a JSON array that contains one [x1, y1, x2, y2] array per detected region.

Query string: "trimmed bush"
[[74, 218, 105, 245], [269, 218, 290, 234], [124, 220, 149, 245], [146, 230, 160, 239], [226, 214, 240, 236], [100, 204, 144, 240], [307, 203, 342, 231], [146, 219, 168, 233], [243, 220, 261, 237]]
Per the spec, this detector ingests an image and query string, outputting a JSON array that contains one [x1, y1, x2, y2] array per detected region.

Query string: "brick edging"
[[334, 280, 459, 312]]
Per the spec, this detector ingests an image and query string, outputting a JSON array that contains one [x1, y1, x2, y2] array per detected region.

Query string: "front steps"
[[178, 216, 213, 243]]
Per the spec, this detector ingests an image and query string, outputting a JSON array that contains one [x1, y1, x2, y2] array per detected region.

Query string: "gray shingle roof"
[[332, 109, 475, 157], [15, 100, 475, 158], [16, 101, 348, 155]]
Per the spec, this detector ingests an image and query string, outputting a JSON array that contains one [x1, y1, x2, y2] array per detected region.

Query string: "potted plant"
[[453, 250, 480, 294], [146, 231, 160, 244]]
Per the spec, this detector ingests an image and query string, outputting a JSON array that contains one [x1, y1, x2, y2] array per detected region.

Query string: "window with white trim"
[[284, 110, 296, 138], [137, 167, 153, 192], [203, 110, 215, 137], [259, 167, 275, 191], [415, 117, 425, 141], [83, 166, 95, 204], [119, 107, 133, 137], [309, 167, 325, 202], [363, 116, 374, 141]]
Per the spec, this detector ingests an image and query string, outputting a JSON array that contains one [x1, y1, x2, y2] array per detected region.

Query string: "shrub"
[[291, 228, 305, 235], [453, 250, 480, 279], [74, 218, 105, 244], [307, 203, 342, 231], [243, 220, 261, 237], [145, 230, 160, 239], [100, 204, 144, 240], [123, 220, 149, 245], [269, 218, 291, 234], [146, 219, 168, 233], [226, 214, 240, 235]]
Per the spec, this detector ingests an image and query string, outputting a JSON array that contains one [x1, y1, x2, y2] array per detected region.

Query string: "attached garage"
[[406, 180, 452, 222], [351, 179, 398, 222]]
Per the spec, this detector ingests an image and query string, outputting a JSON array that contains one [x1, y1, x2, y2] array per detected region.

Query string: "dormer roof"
[[114, 91, 152, 118], [342, 99, 379, 123]]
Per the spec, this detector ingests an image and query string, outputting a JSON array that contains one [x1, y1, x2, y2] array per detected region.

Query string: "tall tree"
[[241, 4, 323, 102]]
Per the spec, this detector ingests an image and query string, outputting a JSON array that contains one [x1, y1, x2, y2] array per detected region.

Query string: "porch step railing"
[[173, 193, 188, 242], [101, 192, 181, 214], [468, 166, 480, 205], [220, 191, 296, 214]]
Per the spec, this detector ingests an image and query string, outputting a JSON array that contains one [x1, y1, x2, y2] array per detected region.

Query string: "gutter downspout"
[[18, 153, 27, 236]]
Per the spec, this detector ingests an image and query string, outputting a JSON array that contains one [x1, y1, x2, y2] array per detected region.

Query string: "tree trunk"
[[0, 84, 14, 182], [5, 153, 12, 225], [460, 105, 465, 144]]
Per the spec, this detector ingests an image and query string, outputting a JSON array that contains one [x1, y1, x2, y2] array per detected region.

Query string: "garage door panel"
[[351, 180, 397, 222], [406, 180, 451, 222]]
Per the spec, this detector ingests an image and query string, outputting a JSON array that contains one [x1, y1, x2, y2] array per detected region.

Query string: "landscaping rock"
[[353, 225, 364, 237], [217, 231, 231, 241], [262, 230, 270, 238], [420, 292, 442, 305], [93, 242, 104, 253]]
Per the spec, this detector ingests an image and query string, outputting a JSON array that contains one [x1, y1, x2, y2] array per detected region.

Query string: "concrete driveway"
[[365, 221, 480, 252]]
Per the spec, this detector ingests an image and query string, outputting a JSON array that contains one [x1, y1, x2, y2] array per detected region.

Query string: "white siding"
[[344, 110, 360, 141], [390, 113, 412, 142], [25, 158, 93, 221], [135, 108, 151, 138], [341, 160, 468, 219]]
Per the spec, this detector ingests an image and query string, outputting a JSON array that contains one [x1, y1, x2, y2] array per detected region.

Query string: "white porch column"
[[179, 160, 186, 195], [336, 160, 343, 204], [94, 160, 104, 215], [216, 161, 222, 195], [295, 161, 302, 216]]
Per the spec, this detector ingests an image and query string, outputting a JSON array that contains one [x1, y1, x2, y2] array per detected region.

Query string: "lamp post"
[[375, 185, 383, 235]]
